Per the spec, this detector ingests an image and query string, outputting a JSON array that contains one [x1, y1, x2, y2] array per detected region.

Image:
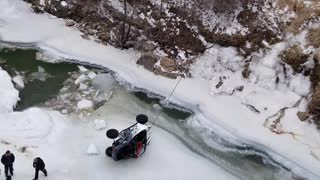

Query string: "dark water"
[[0, 48, 190, 121], [133, 91, 192, 120], [0, 48, 78, 110]]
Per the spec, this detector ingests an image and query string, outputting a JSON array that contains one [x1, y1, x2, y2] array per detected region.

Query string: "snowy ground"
[[0, 0, 320, 179], [0, 71, 236, 180]]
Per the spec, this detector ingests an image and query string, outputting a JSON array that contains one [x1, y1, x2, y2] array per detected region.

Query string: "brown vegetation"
[[309, 52, 320, 127], [280, 45, 309, 73], [308, 28, 320, 48], [278, 0, 320, 34]]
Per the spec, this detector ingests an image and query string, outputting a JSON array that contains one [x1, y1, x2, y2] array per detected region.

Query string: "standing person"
[[1, 151, 15, 177], [33, 157, 47, 180]]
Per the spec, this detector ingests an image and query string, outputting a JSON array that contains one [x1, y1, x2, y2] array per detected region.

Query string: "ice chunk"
[[87, 71, 97, 80], [153, 103, 162, 111], [12, 75, 24, 89], [77, 99, 93, 110], [92, 73, 114, 92], [87, 144, 99, 155], [78, 65, 88, 72], [38, 66, 45, 73], [94, 119, 106, 130], [79, 83, 88, 90], [75, 74, 88, 85]]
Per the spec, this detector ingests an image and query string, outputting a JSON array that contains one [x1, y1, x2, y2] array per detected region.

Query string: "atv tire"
[[136, 114, 148, 124], [106, 147, 112, 157], [106, 129, 119, 139]]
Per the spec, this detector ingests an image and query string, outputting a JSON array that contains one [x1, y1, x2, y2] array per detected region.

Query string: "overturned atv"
[[105, 114, 151, 161]]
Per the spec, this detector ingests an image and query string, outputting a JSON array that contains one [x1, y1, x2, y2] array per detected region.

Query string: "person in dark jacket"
[[1, 151, 15, 177], [33, 157, 47, 180]]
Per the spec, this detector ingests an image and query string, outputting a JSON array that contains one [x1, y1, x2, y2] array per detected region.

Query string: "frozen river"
[[0, 47, 295, 180]]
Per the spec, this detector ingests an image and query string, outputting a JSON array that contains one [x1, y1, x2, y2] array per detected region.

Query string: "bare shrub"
[[278, 0, 320, 34], [280, 45, 309, 73], [308, 28, 320, 48]]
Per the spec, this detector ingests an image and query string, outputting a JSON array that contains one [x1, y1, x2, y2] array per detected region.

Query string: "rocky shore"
[[23, 0, 320, 129]]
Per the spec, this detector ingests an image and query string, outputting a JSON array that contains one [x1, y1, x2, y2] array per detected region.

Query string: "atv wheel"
[[136, 114, 148, 124], [106, 129, 119, 139], [106, 147, 112, 157]]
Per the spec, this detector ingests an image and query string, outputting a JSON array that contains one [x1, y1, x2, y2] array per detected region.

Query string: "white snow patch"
[[289, 74, 311, 96], [0, 108, 66, 145], [0, 67, 19, 113]]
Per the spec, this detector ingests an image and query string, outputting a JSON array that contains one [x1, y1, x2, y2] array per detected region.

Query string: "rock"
[[94, 119, 106, 130], [65, 20, 75, 27], [154, 66, 178, 79], [87, 71, 97, 80], [142, 41, 157, 52], [297, 111, 309, 121], [98, 32, 109, 41], [77, 99, 93, 110], [242, 62, 251, 79], [160, 57, 177, 72], [18, 146, 28, 153], [88, 29, 95, 35], [236, 86, 244, 92], [75, 74, 88, 84], [32, 5, 44, 14], [136, 54, 158, 72], [87, 144, 99, 155], [81, 34, 90, 40], [49, 0, 70, 18], [215, 78, 223, 89], [61, 109, 68, 114]]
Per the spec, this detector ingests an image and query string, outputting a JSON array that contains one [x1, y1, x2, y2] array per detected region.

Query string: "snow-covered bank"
[[0, 67, 19, 113], [0, 109, 237, 180], [0, 0, 320, 179]]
